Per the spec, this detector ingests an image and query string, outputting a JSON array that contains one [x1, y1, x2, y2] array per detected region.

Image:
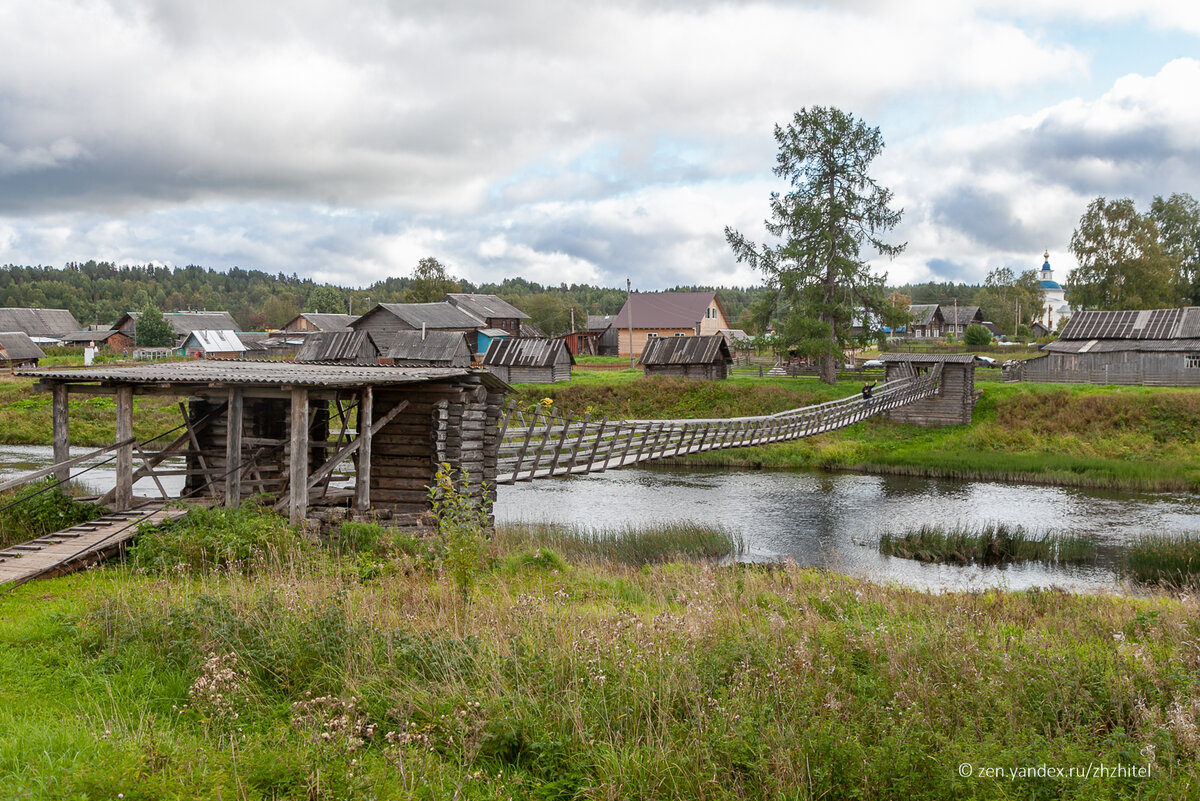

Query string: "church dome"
[[1041, 279, 1062, 290]]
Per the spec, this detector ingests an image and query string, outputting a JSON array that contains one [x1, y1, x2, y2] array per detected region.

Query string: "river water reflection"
[[4, 445, 1198, 593]]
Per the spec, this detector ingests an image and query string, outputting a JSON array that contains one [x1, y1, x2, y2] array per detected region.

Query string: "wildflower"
[[540, 397, 553, 408]]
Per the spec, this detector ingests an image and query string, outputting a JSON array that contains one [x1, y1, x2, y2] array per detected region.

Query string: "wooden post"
[[52, 383, 69, 483], [115, 385, 133, 511], [225, 386, 243, 506], [289, 388, 309, 526], [355, 386, 373, 512]]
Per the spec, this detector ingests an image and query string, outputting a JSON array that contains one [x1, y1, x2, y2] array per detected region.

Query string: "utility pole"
[[953, 297, 958, 340], [627, 278, 635, 369]]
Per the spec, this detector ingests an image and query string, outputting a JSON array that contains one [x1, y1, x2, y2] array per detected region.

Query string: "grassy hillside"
[[0, 509, 1196, 799], [515, 372, 1200, 491]]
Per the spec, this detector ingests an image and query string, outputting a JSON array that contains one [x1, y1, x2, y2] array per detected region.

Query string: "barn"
[[1019, 307, 1200, 386], [638, 335, 732, 380], [295, 330, 380, 364], [482, 338, 573, 383], [0, 332, 46, 369]]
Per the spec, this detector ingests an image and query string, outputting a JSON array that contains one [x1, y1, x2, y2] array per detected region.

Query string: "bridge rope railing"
[[495, 365, 942, 484]]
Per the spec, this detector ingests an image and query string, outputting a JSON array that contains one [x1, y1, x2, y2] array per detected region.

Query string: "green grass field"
[[1, 506, 1197, 799]]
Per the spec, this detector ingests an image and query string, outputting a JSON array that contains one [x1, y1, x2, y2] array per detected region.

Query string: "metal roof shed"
[[482, 337, 574, 383], [638, 335, 732, 380]]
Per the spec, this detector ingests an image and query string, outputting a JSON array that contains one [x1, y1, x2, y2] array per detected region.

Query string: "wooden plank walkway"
[[0, 503, 189, 588], [496, 367, 942, 484]]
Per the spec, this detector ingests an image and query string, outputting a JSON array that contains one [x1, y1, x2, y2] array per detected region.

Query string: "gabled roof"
[[385, 330, 472, 367], [287, 312, 356, 331], [587, 314, 616, 332], [612, 292, 720, 330], [943, 305, 983, 326], [482, 337, 574, 368], [295, 331, 380, 364], [638, 335, 732, 366], [717, 328, 751, 344], [184, 330, 246, 353], [443, 293, 529, 321], [361, 302, 482, 329], [1058, 308, 1200, 341], [880, 353, 977, 364], [908, 304, 941, 327], [0, 308, 81, 338], [0, 331, 46, 361], [118, 310, 240, 337]]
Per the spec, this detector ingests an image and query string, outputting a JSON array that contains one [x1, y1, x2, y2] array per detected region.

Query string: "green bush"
[[0, 479, 105, 547], [427, 463, 490, 601], [963, 323, 992, 346]]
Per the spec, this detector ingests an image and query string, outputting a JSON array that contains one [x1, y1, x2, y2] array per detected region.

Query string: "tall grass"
[[0, 478, 105, 549], [496, 520, 744, 565], [1125, 533, 1200, 587], [879, 523, 1097, 566]]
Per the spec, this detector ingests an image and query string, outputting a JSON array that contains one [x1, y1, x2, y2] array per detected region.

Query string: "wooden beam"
[[114, 385, 133, 511], [52, 384, 69, 483], [0, 436, 136, 495], [225, 386, 244, 505], [355, 386, 373, 512], [289, 388, 309, 526]]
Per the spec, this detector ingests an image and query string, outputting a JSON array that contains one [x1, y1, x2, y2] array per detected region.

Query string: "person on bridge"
[[862, 379, 879, 411]]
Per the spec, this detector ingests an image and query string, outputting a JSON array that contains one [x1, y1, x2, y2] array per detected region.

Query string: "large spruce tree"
[[725, 107, 905, 384]]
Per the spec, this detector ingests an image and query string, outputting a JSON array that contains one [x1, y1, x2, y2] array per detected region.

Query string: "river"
[[5, 445, 1198, 593]]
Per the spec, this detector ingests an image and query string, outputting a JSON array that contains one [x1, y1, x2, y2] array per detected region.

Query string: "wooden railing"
[[495, 365, 942, 483]]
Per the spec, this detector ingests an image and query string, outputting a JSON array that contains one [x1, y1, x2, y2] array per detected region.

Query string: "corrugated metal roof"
[[60, 330, 120, 343], [612, 292, 718, 330], [295, 331, 379, 363], [1043, 337, 1200, 354], [21, 360, 506, 389], [880, 353, 977, 363], [385, 331, 471, 366], [0, 332, 46, 360], [638, 335, 732, 366], [0, 308, 81, 338], [1058, 308, 1200, 341], [120, 311, 241, 337], [444, 293, 530, 321], [366, 302, 483, 329], [482, 337, 574, 368], [185, 330, 246, 352], [587, 314, 615, 332]]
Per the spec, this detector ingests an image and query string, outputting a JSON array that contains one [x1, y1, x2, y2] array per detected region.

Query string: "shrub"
[[427, 463, 489, 601], [0, 479, 105, 547], [963, 323, 992, 347], [129, 503, 299, 572]]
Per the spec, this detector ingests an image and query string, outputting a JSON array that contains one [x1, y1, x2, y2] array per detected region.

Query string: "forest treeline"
[[0, 260, 1000, 336]]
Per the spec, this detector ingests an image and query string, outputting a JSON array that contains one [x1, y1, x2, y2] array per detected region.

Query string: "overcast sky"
[[2, 1, 1198, 291]]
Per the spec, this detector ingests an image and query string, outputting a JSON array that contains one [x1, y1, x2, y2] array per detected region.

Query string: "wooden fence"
[[495, 364, 943, 483]]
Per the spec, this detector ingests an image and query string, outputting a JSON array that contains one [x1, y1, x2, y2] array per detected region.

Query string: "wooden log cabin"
[[879, 353, 979, 426], [25, 361, 508, 527]]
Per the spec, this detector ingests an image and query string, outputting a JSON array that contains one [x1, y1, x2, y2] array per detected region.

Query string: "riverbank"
[[1, 512, 1197, 799], [516, 373, 1200, 492]]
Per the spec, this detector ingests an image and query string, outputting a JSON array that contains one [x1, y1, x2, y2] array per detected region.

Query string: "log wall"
[[884, 363, 977, 426]]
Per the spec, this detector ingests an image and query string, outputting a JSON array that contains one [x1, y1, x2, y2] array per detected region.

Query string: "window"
[[674, 332, 686, 337], [1187, 353, 1200, 369], [646, 332, 658, 339]]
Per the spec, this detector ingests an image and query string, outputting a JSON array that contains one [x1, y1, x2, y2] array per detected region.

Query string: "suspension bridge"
[[1, 357, 959, 588]]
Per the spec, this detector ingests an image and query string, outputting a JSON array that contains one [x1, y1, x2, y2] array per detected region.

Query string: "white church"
[[1037, 251, 1070, 331]]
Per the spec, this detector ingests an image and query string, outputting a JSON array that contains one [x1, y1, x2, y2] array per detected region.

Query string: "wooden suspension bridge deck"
[[495, 365, 943, 483], [0, 503, 189, 588]]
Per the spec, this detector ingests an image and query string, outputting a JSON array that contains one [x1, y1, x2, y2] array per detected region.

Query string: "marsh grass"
[[1125, 534, 1200, 587], [495, 520, 744, 565], [879, 523, 1097, 566]]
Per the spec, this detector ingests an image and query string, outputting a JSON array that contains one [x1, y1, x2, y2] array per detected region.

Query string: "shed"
[[482, 337, 574, 383], [0, 332, 46, 369], [282, 313, 356, 333], [638, 335, 732, 380], [1019, 307, 1200, 386], [27, 361, 509, 527], [880, 354, 979, 426], [60, 330, 124, 349], [476, 328, 511, 357], [295, 330, 380, 364], [181, 330, 246, 359], [587, 315, 619, 356], [383, 331, 472, 368]]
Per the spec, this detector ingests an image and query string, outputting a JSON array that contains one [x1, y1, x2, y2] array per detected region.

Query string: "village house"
[[350, 302, 484, 355], [180, 330, 246, 359], [0, 308, 81, 345], [442, 294, 529, 336], [943, 305, 985, 337], [281, 312, 356, 334], [113, 310, 241, 351], [905, 304, 944, 338], [610, 292, 732, 359]]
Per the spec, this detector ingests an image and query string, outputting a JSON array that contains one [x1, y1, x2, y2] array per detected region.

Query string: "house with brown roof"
[[905, 304, 944, 338], [610, 292, 731, 358]]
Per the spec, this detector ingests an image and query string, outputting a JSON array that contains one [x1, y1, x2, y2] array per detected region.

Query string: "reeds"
[[878, 523, 1097, 566], [1125, 533, 1200, 586], [495, 520, 744, 565]]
